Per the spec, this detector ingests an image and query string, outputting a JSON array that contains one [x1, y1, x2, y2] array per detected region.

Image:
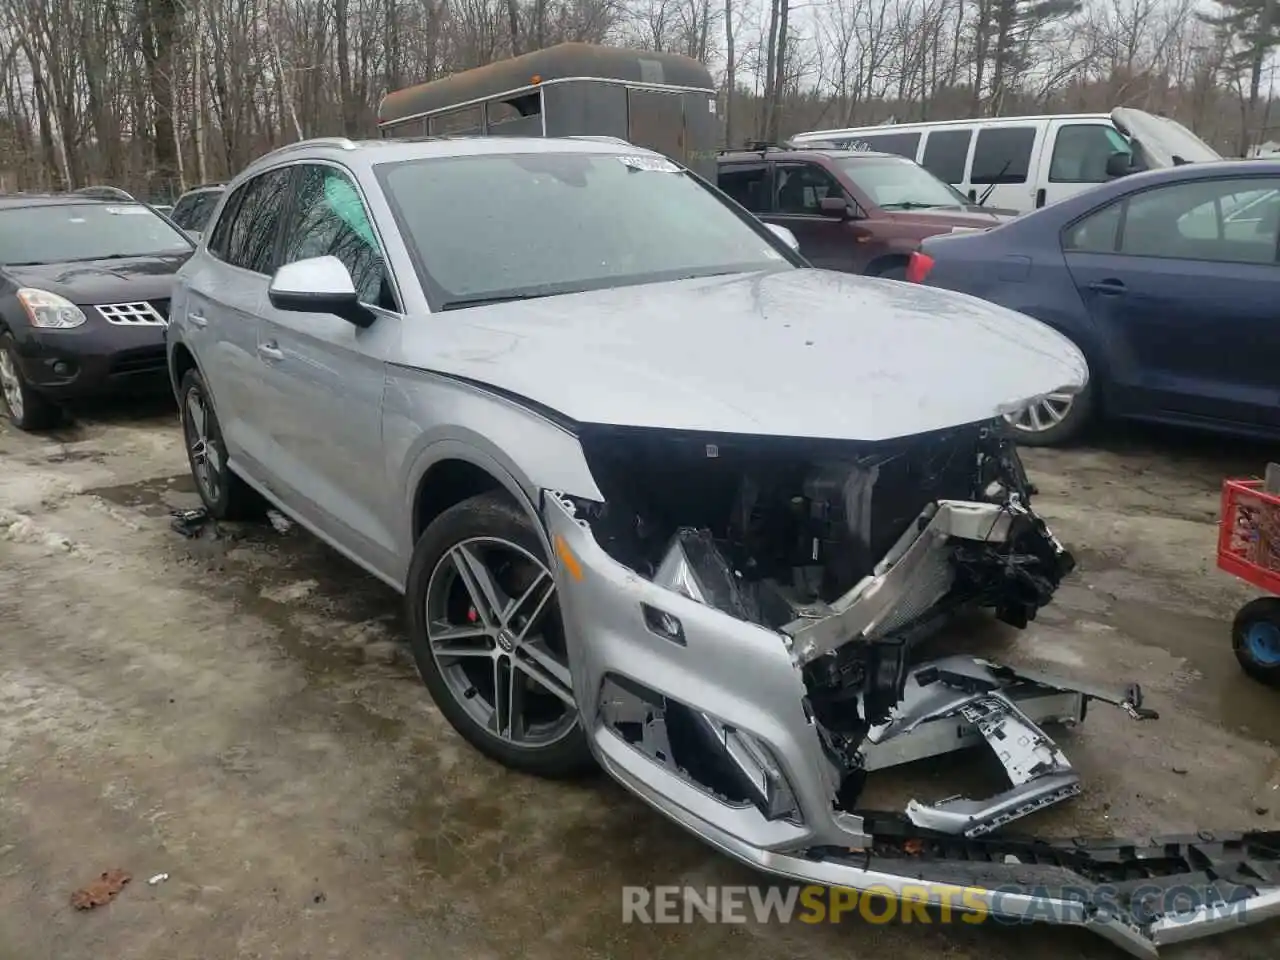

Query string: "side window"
[[844, 132, 921, 160], [774, 163, 843, 215], [169, 195, 196, 229], [223, 169, 292, 273], [205, 186, 245, 260], [1063, 202, 1122, 253], [1050, 124, 1131, 183], [970, 127, 1036, 184], [921, 129, 972, 184], [191, 192, 221, 231], [718, 164, 769, 213], [278, 164, 396, 310], [1120, 178, 1280, 264]]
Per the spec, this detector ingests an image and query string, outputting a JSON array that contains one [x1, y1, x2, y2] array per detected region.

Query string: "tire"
[[0, 333, 61, 431], [1001, 376, 1096, 448], [1233, 597, 1280, 687], [877, 264, 908, 282], [178, 368, 259, 520], [405, 491, 595, 778]]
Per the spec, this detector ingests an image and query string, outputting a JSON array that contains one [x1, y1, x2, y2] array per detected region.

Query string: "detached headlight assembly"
[[16, 288, 87, 329]]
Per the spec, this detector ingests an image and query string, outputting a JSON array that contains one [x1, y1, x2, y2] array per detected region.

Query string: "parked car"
[[791, 108, 1221, 213], [0, 194, 195, 429], [162, 134, 1280, 954], [168, 183, 226, 236], [907, 157, 1280, 445], [717, 145, 1012, 278]]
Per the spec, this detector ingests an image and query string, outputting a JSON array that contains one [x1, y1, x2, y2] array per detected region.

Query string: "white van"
[[790, 112, 1136, 213]]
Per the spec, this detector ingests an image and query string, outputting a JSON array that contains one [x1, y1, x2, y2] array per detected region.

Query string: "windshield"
[[376, 152, 792, 307], [0, 202, 193, 266], [838, 156, 971, 209]]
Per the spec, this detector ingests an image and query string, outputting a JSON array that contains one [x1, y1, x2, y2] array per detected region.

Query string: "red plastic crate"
[[1218, 478, 1280, 595]]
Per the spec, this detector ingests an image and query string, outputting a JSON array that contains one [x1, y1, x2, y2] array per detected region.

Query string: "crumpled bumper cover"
[[539, 490, 1280, 955]]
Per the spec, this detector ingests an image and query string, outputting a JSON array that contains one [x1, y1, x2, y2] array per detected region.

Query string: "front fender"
[[384, 368, 604, 557]]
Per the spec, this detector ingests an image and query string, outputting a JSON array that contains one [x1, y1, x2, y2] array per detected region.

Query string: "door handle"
[[257, 342, 285, 361], [1088, 278, 1127, 295], [188, 312, 208, 328]]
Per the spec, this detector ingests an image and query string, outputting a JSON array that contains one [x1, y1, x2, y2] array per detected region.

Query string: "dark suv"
[[717, 146, 1013, 279]]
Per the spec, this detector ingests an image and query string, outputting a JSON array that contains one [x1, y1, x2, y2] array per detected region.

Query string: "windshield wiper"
[[440, 293, 549, 311], [881, 201, 942, 210], [977, 160, 1011, 206]]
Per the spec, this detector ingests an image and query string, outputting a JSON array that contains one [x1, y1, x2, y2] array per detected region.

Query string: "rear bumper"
[[9, 322, 169, 399], [540, 490, 1280, 956]]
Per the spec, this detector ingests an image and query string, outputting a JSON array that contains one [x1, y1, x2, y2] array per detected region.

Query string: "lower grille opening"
[[109, 346, 168, 376]]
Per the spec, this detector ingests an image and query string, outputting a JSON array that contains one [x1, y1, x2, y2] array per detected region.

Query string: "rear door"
[[1039, 120, 1131, 209], [255, 162, 403, 577], [177, 168, 292, 478], [1063, 175, 1280, 429]]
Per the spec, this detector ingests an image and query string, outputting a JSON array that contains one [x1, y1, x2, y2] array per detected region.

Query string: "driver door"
[[255, 163, 405, 579], [768, 161, 866, 272]]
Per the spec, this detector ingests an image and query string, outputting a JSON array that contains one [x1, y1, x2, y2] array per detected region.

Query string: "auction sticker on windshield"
[[104, 206, 152, 215], [618, 156, 681, 173]]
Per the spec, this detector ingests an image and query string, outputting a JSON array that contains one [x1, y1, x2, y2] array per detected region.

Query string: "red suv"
[[717, 146, 1014, 280]]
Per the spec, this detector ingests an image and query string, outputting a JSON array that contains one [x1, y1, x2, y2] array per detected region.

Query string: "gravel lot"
[[1, 398, 1279, 960]]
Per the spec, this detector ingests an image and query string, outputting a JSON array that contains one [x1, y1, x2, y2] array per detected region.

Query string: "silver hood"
[[406, 269, 1087, 442]]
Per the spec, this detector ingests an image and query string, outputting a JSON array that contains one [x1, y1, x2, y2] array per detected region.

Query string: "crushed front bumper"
[[540, 490, 1280, 955]]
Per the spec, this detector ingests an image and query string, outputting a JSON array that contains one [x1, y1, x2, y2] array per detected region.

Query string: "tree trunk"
[[723, 0, 735, 146], [140, 0, 181, 193]]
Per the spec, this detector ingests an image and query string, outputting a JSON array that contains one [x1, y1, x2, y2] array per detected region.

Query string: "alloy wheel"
[[1003, 392, 1076, 435], [424, 536, 578, 747], [0, 349, 24, 422], [183, 388, 221, 503]]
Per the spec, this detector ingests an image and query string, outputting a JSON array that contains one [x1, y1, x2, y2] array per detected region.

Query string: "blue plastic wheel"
[[1233, 597, 1280, 686]]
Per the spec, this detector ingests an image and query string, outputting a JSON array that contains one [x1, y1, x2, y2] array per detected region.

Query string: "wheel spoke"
[[1043, 400, 1066, 424], [185, 393, 206, 440], [507, 570, 555, 640], [514, 640, 576, 706], [427, 620, 493, 658], [449, 543, 506, 627], [492, 656, 526, 740]]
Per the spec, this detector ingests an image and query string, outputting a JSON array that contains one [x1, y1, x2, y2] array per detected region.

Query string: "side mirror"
[[819, 196, 852, 219], [268, 255, 374, 329], [1105, 151, 1134, 179], [765, 222, 801, 252]]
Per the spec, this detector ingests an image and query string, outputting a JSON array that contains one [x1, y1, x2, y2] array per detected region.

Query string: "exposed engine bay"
[[563, 419, 1149, 836]]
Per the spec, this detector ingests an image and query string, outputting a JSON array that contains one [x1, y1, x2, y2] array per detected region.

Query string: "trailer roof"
[[378, 42, 716, 126]]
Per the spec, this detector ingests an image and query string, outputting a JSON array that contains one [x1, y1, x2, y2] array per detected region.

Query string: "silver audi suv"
[[165, 134, 1279, 956]]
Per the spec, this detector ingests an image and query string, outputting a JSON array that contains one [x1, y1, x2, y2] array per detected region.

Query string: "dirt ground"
[[2, 397, 1279, 960]]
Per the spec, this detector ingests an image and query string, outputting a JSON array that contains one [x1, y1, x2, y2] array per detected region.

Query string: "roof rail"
[[255, 136, 360, 164]]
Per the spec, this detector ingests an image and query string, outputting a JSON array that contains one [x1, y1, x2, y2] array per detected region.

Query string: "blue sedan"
[[909, 159, 1280, 445]]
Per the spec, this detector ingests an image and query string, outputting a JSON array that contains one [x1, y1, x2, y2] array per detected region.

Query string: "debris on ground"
[[147, 872, 169, 885], [266, 509, 293, 534], [70, 868, 131, 910], [169, 507, 211, 539]]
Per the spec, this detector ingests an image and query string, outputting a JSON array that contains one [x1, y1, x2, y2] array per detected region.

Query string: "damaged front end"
[[540, 420, 1280, 955]]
